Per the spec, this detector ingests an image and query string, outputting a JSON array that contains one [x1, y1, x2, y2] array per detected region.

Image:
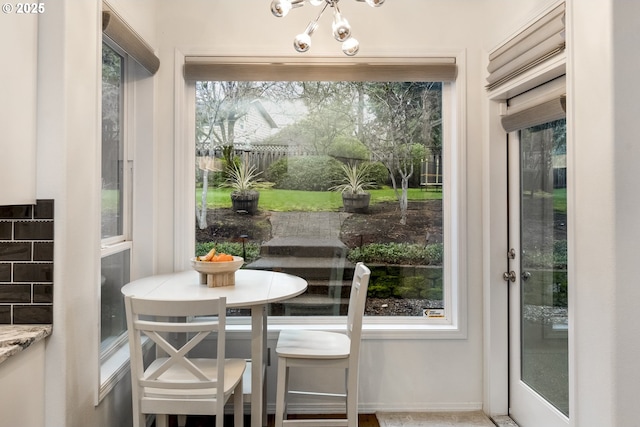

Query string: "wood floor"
[[165, 414, 380, 427]]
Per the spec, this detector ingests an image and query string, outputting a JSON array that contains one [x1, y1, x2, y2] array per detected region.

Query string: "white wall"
[[103, 0, 157, 49], [0, 340, 45, 427], [35, 1, 157, 426], [568, 0, 640, 425], [37, 1, 102, 425]]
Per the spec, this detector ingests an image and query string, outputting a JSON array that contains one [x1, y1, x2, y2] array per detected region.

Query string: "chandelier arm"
[[313, 0, 331, 24], [332, 0, 341, 14]]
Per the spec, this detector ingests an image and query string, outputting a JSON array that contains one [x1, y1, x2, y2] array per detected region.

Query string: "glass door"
[[508, 119, 569, 426]]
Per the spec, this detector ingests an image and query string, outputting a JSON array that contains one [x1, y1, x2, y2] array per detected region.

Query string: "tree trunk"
[[198, 170, 209, 229], [400, 177, 409, 225]]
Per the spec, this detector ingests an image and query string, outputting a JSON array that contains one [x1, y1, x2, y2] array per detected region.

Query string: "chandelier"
[[270, 0, 385, 56]]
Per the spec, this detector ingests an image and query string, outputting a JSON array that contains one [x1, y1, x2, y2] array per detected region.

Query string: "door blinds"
[[486, 2, 565, 91], [102, 9, 160, 75], [501, 75, 566, 133], [183, 57, 457, 82]]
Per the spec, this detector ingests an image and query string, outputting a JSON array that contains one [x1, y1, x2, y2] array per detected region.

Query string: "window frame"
[[98, 37, 134, 402], [174, 52, 467, 339]]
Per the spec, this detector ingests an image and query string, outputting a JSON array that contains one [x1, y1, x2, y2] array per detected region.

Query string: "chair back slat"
[[135, 320, 220, 333], [139, 379, 218, 390], [129, 297, 224, 317], [346, 262, 371, 352], [125, 295, 227, 392]]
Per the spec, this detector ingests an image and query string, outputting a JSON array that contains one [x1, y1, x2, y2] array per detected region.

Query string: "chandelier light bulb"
[[332, 11, 352, 42], [293, 33, 312, 52], [271, 0, 293, 17], [271, 0, 383, 55], [293, 21, 317, 53], [342, 37, 360, 56]]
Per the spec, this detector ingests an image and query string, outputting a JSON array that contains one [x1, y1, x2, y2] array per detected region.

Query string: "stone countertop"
[[0, 325, 52, 365]]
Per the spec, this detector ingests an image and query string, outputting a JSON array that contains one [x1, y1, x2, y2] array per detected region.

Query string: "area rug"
[[376, 411, 495, 427]]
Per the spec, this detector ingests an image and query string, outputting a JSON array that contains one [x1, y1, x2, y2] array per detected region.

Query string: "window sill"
[[225, 318, 466, 340], [97, 337, 151, 404], [98, 341, 130, 404]]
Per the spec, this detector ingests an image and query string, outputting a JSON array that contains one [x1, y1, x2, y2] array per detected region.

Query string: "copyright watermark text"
[[2, 3, 45, 14]]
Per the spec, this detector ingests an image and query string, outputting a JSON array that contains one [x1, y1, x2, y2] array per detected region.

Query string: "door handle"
[[503, 271, 516, 282], [521, 271, 531, 281]]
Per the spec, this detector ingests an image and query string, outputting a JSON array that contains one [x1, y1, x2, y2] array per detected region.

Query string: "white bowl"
[[190, 256, 244, 287]]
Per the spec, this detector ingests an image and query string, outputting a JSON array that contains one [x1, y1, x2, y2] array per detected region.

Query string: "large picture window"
[[186, 58, 463, 325], [175, 54, 467, 332]]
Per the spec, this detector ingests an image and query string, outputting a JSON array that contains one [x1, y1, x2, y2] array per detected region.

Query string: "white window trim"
[[98, 336, 152, 404], [173, 49, 467, 339], [97, 38, 136, 403]]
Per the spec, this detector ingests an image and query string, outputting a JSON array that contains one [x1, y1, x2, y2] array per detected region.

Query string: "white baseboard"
[[265, 401, 484, 414]]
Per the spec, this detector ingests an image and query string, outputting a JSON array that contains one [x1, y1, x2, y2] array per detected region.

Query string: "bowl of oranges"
[[191, 248, 244, 287]]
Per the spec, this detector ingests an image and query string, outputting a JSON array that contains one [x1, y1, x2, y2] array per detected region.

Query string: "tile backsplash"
[[0, 200, 54, 324]]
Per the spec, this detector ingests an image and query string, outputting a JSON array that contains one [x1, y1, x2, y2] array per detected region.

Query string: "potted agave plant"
[[228, 161, 262, 215], [331, 162, 374, 213]]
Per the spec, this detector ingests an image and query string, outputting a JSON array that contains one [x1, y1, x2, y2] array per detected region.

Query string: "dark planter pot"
[[231, 191, 260, 215], [342, 192, 370, 213]]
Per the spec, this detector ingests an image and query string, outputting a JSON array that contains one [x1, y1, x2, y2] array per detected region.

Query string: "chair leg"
[[234, 380, 244, 427], [275, 357, 288, 427], [177, 415, 187, 427], [215, 402, 224, 427], [346, 369, 358, 427], [132, 409, 145, 427], [156, 414, 169, 427]]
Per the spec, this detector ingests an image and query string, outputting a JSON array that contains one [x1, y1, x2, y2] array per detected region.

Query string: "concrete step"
[[248, 235, 354, 315], [304, 279, 352, 297], [259, 237, 347, 258], [276, 294, 350, 316], [270, 280, 352, 316], [247, 256, 355, 279]]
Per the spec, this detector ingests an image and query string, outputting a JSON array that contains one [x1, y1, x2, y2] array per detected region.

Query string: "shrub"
[[347, 242, 443, 266], [366, 268, 444, 300], [523, 239, 567, 269], [365, 161, 390, 187], [195, 241, 260, 263], [327, 137, 370, 161], [209, 170, 228, 187], [553, 240, 567, 268], [264, 158, 288, 185], [368, 275, 397, 298], [553, 271, 568, 307], [267, 156, 344, 191], [395, 276, 425, 299]]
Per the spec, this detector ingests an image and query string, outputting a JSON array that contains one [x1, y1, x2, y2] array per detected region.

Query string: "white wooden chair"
[[274, 262, 371, 427], [124, 295, 246, 427]]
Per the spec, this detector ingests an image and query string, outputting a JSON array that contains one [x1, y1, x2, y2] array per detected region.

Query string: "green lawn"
[[554, 188, 567, 213], [196, 186, 442, 212], [101, 189, 119, 212]]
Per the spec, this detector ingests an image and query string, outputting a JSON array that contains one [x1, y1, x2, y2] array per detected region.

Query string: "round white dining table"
[[121, 268, 308, 427]]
